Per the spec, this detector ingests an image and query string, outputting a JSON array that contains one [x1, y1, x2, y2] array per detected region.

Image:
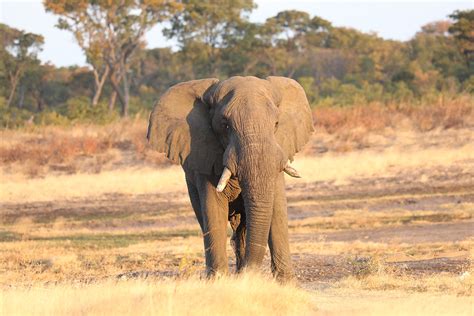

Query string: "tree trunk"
[[7, 69, 21, 107], [37, 98, 44, 112], [109, 74, 127, 115], [92, 66, 109, 107], [107, 65, 120, 112], [108, 91, 117, 112], [121, 65, 129, 117], [17, 84, 25, 108], [287, 67, 296, 79]]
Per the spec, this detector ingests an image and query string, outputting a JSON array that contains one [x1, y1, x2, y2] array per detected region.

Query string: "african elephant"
[[147, 76, 313, 281]]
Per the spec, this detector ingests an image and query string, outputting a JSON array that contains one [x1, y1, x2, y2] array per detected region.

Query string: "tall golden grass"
[[0, 273, 314, 316], [1, 274, 472, 316]]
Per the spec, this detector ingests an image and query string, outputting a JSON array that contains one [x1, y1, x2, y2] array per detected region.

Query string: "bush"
[[462, 75, 474, 94], [35, 110, 70, 126], [0, 99, 35, 128], [297, 76, 318, 104], [60, 97, 118, 124], [0, 96, 120, 128]]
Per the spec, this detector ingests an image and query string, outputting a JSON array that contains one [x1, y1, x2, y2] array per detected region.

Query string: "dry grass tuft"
[[0, 273, 314, 316], [338, 254, 473, 296]]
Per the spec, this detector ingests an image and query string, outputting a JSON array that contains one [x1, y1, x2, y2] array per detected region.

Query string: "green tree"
[[449, 10, 474, 78], [45, 0, 181, 116], [45, 0, 111, 107], [406, 20, 466, 95], [164, 0, 255, 77], [131, 47, 190, 97], [0, 23, 44, 108], [221, 21, 267, 76], [256, 11, 332, 78]]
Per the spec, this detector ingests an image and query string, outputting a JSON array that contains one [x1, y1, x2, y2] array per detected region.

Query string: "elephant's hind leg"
[[229, 196, 246, 272]]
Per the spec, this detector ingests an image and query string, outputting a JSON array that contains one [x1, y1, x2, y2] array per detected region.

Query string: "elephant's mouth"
[[216, 161, 301, 192]]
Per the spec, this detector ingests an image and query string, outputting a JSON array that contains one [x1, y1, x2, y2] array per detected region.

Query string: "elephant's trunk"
[[241, 184, 274, 268], [236, 136, 279, 269]]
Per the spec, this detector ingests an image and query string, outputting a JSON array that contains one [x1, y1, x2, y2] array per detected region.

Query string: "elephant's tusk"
[[216, 167, 232, 192], [283, 164, 301, 178]]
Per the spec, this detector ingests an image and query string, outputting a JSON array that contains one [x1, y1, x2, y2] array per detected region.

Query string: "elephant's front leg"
[[268, 172, 294, 282], [196, 174, 230, 276]]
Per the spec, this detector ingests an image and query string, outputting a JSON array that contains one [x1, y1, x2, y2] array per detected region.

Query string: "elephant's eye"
[[275, 121, 279, 132], [222, 122, 230, 131]]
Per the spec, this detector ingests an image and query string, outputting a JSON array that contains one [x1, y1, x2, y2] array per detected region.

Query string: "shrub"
[[0, 100, 35, 128], [35, 110, 70, 126], [60, 97, 118, 124]]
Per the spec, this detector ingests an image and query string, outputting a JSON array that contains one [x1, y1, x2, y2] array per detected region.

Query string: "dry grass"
[[311, 96, 474, 152], [336, 254, 473, 294], [0, 273, 314, 315], [2, 136, 473, 203], [314, 95, 474, 134], [0, 166, 186, 203], [313, 289, 473, 316], [0, 96, 472, 178], [283, 140, 474, 187], [1, 275, 471, 316], [0, 119, 169, 178], [0, 237, 204, 286], [337, 270, 473, 295], [289, 209, 473, 232], [293, 239, 473, 262]]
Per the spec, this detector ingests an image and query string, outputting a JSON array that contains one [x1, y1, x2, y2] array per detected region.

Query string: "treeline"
[[0, 1, 472, 127]]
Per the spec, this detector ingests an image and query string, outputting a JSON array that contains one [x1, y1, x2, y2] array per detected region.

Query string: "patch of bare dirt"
[[317, 221, 473, 244]]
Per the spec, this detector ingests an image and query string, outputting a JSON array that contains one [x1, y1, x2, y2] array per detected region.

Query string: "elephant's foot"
[[271, 259, 295, 284], [272, 268, 295, 284], [205, 268, 228, 279]]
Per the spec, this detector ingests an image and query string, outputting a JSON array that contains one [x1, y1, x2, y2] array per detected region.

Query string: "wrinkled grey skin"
[[147, 76, 313, 281]]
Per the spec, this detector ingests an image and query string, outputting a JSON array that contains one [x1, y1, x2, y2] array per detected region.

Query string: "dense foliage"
[[0, 1, 472, 127]]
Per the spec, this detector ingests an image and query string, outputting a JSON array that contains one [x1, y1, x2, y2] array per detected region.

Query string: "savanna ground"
[[1, 101, 473, 315]]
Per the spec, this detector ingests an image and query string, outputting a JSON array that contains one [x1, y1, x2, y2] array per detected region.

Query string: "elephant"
[[147, 76, 313, 281]]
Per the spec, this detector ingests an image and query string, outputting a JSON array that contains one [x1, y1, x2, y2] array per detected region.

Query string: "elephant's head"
[[147, 76, 313, 267]]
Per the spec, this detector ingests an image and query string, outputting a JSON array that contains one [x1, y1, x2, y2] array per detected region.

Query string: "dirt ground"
[[1, 165, 472, 282]]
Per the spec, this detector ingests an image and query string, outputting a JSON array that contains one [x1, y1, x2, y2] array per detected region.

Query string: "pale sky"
[[0, 0, 471, 67]]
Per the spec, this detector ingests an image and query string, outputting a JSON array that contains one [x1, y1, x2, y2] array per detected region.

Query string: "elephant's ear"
[[267, 76, 314, 162], [147, 78, 222, 175]]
